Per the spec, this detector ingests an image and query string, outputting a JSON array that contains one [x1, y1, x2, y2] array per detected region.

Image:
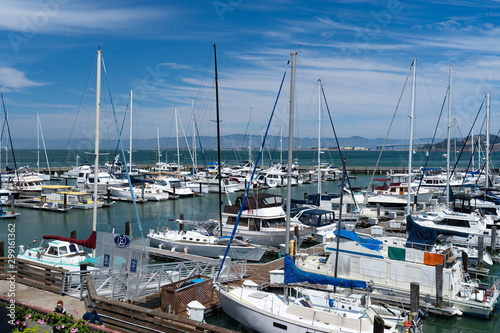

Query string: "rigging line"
[[0, 89, 19, 182], [177, 108, 197, 170], [102, 57, 148, 258], [416, 88, 448, 195], [445, 97, 484, 196], [113, 96, 130, 159], [38, 115, 51, 172], [217, 60, 290, 280], [364, 61, 413, 205], [65, 53, 97, 159], [219, 95, 241, 165], [240, 110, 252, 151], [320, 84, 358, 208]]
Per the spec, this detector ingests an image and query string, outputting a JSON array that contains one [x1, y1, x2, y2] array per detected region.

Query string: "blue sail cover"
[[333, 229, 382, 251], [283, 254, 367, 288], [406, 215, 470, 249]]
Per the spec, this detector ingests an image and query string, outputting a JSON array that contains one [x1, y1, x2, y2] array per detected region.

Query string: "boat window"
[[59, 246, 68, 255], [272, 322, 287, 330], [47, 246, 58, 255], [69, 244, 78, 253], [77, 245, 84, 252]]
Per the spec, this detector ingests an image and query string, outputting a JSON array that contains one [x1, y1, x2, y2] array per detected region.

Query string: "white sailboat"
[[18, 47, 106, 272]]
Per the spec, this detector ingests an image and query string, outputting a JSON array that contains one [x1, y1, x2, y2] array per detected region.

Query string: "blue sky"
[[0, 0, 499, 146]]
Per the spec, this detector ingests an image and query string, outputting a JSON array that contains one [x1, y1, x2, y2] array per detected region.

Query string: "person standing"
[[82, 303, 104, 327], [54, 300, 66, 314]]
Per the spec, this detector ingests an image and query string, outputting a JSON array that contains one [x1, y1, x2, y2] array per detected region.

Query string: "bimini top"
[[333, 229, 382, 251]]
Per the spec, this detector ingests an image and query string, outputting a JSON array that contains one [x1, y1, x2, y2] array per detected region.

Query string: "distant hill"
[[10, 135, 440, 150]]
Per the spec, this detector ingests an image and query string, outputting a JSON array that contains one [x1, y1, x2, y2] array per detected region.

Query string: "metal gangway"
[[62, 257, 247, 301]]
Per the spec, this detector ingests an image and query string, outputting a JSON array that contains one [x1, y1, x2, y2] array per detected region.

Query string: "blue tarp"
[[333, 229, 382, 251], [284, 254, 366, 288], [406, 215, 470, 249]]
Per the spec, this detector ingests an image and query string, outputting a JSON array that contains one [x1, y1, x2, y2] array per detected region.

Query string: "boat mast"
[[129, 89, 133, 167], [317, 79, 322, 195], [214, 43, 223, 236], [407, 58, 416, 215], [446, 65, 452, 208], [486, 92, 490, 188], [93, 47, 102, 234], [192, 98, 197, 175], [156, 126, 161, 164], [37, 110, 40, 175], [175, 106, 180, 176], [285, 51, 297, 303]]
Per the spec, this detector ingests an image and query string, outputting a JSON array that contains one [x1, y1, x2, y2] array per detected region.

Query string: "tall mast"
[[192, 98, 197, 175], [129, 90, 133, 166], [175, 106, 180, 175], [317, 79, 322, 194], [37, 110, 40, 175], [486, 92, 490, 188], [93, 47, 102, 234], [406, 58, 416, 215], [157, 126, 160, 164], [285, 51, 297, 303], [446, 65, 452, 208], [214, 43, 223, 236]]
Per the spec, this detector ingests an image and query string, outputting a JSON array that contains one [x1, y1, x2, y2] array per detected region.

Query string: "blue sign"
[[130, 259, 137, 273], [103, 254, 110, 267], [113, 234, 131, 248]]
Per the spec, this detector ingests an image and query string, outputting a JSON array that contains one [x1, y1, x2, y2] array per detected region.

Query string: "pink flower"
[[70, 328, 79, 333], [15, 320, 19, 325], [61, 324, 65, 328], [26, 314, 31, 319], [56, 326, 61, 330], [75, 309, 78, 315], [22, 321, 27, 326], [38, 319, 44, 324]]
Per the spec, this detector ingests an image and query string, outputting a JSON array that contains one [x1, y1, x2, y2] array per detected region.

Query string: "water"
[[2, 149, 499, 332]]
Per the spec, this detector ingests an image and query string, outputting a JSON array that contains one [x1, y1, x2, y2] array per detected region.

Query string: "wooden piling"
[[63, 193, 67, 210], [462, 251, 468, 274], [0, 241, 4, 257], [410, 282, 419, 313], [435, 263, 443, 308], [70, 230, 77, 239], [125, 221, 131, 236], [478, 236, 484, 271], [373, 314, 384, 333], [491, 226, 497, 254]]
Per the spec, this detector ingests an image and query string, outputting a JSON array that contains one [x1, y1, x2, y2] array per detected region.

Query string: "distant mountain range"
[[10, 135, 443, 150]]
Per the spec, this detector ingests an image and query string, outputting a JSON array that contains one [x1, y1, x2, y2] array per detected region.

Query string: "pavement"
[[0, 280, 87, 331]]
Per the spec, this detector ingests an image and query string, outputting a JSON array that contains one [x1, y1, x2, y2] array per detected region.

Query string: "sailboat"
[[215, 52, 413, 333], [17, 48, 106, 273]]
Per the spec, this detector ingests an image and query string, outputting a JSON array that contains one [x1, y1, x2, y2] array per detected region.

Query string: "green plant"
[[1, 302, 95, 332]]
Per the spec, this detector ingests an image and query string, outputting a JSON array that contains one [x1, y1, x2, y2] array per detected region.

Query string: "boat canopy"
[[43, 231, 96, 249], [333, 229, 382, 251]]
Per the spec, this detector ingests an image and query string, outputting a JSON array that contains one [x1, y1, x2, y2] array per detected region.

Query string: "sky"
[[1, 0, 500, 147]]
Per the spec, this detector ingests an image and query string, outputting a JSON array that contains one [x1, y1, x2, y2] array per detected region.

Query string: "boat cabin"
[[45, 241, 85, 257]]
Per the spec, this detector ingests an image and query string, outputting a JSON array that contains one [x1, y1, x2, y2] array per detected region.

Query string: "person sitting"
[[82, 303, 104, 327]]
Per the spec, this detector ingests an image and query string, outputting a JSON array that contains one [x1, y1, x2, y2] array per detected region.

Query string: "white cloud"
[[0, 67, 44, 89], [0, 1, 171, 36]]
